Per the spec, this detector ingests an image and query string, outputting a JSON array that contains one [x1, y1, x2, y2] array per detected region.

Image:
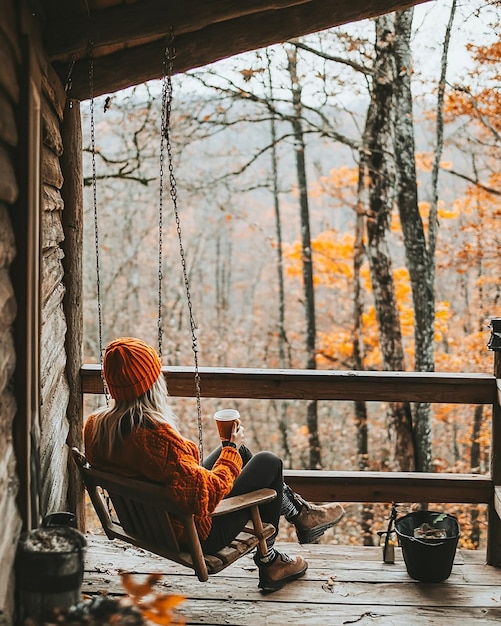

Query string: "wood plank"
[[42, 146, 64, 189], [0, 28, 19, 103], [81, 365, 495, 404], [83, 540, 501, 588], [46, 0, 313, 61], [0, 89, 17, 147], [213, 488, 277, 515], [283, 470, 493, 504], [59, 0, 431, 99], [84, 536, 501, 585], [81, 566, 501, 607], [174, 601, 501, 625], [0, 203, 16, 270], [0, 145, 18, 205], [0, 0, 21, 63], [42, 97, 63, 155]]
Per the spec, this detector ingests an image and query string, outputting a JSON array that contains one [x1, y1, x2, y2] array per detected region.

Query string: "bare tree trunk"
[[392, 5, 456, 472], [353, 190, 373, 544], [360, 15, 415, 471], [266, 48, 291, 463], [287, 45, 320, 469], [393, 8, 433, 472], [353, 201, 368, 473]]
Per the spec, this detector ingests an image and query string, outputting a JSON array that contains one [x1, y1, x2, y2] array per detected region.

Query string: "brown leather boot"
[[294, 501, 345, 544], [254, 550, 308, 593]]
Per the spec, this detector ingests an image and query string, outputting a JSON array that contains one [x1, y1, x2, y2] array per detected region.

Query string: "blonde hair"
[[87, 374, 179, 458]]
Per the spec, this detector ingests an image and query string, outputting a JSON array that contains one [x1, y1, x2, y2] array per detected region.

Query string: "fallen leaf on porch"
[[322, 575, 349, 597], [322, 575, 337, 592], [121, 573, 186, 625]]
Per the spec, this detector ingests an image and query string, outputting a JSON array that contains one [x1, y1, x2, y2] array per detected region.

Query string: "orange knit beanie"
[[103, 337, 162, 401]]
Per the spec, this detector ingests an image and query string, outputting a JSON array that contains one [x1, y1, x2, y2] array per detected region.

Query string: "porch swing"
[[72, 35, 276, 582]]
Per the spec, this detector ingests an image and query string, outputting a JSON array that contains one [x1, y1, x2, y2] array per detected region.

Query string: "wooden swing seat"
[[72, 448, 276, 581]]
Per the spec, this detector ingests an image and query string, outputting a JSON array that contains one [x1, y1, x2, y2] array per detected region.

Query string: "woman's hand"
[[230, 420, 244, 449]]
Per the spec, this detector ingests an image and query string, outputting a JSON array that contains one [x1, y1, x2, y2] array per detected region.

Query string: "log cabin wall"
[[0, 1, 76, 621], [0, 1, 25, 621], [39, 54, 71, 517]]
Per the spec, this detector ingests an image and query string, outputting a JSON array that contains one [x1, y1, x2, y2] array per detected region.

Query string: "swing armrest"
[[212, 488, 277, 517]]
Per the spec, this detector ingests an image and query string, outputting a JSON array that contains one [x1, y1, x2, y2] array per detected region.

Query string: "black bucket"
[[16, 525, 87, 622], [42, 511, 77, 528], [395, 510, 460, 583]]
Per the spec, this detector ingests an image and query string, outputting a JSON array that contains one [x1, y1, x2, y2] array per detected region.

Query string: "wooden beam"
[[60, 98, 85, 530], [488, 352, 501, 566], [59, 0, 431, 99], [80, 364, 495, 404], [46, 0, 313, 61], [284, 470, 493, 504], [495, 486, 501, 521]]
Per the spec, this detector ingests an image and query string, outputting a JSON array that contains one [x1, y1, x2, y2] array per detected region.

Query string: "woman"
[[84, 337, 344, 593]]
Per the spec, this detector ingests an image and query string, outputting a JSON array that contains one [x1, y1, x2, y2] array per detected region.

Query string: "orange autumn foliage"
[[121, 573, 186, 625]]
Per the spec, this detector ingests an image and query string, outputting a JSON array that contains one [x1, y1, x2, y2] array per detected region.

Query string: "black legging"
[[201, 445, 283, 554]]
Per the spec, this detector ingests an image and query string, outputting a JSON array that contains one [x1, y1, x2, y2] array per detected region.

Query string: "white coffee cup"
[[213, 409, 240, 440]]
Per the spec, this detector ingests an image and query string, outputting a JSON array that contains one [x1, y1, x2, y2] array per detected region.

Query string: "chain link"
[[161, 32, 204, 460], [88, 42, 109, 405], [157, 39, 167, 358]]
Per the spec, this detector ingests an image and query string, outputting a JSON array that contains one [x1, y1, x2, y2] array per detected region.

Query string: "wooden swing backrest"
[[72, 448, 276, 581]]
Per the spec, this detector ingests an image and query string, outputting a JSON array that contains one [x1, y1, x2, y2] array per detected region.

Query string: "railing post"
[[487, 317, 501, 566]]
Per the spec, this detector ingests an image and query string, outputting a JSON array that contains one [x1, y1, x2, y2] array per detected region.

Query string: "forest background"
[[81, 0, 500, 549]]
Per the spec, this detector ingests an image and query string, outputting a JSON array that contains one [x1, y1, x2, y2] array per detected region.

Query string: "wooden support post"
[[487, 318, 501, 566], [249, 506, 268, 558], [60, 99, 84, 530]]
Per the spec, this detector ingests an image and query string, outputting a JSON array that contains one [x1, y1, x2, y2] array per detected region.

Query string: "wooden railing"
[[80, 361, 501, 566]]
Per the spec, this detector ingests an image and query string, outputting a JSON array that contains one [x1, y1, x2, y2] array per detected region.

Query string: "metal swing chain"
[[88, 41, 110, 405], [158, 74, 165, 358], [161, 32, 204, 460], [88, 42, 115, 520]]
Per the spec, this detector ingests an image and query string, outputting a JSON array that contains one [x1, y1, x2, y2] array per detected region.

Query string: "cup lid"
[[214, 409, 240, 420]]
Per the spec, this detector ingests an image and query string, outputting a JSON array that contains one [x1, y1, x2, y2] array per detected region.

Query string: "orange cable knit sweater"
[[84, 414, 243, 543]]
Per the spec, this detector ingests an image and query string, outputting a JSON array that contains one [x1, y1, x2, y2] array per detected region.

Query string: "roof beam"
[[46, 0, 312, 62], [56, 0, 430, 99]]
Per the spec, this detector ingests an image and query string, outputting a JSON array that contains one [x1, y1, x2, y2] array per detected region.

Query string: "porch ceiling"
[[40, 0, 431, 99]]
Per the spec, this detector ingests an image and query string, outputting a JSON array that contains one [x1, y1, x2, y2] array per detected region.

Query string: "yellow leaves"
[[283, 231, 355, 287], [434, 301, 451, 343], [326, 166, 359, 190], [415, 152, 453, 174], [437, 200, 459, 220], [317, 329, 355, 366], [120, 572, 186, 625], [311, 166, 359, 201], [415, 152, 433, 172], [313, 232, 355, 285]]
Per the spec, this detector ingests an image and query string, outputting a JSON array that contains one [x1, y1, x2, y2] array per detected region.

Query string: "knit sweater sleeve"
[[131, 424, 243, 517]]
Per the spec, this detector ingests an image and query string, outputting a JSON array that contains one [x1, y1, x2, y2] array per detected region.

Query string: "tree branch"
[[441, 167, 501, 197]]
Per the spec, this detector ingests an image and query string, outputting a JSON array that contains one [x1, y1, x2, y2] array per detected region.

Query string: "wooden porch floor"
[[83, 534, 501, 625]]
